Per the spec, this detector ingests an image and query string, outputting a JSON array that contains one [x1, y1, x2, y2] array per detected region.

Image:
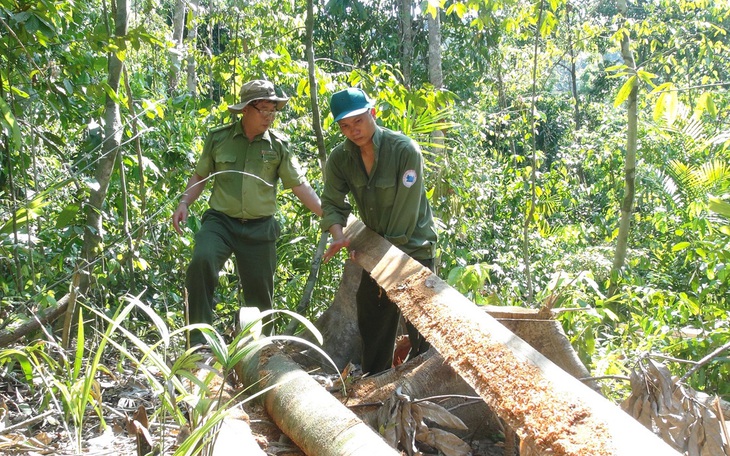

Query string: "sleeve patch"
[[402, 169, 417, 188]]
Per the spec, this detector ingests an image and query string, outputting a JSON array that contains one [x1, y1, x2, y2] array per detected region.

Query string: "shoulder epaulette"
[[210, 121, 236, 134], [268, 128, 290, 143]]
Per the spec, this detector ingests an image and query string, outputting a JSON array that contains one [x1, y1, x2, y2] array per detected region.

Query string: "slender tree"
[[610, 0, 638, 293], [169, 0, 186, 94], [400, 0, 414, 87], [66, 0, 130, 347], [186, 0, 199, 95]]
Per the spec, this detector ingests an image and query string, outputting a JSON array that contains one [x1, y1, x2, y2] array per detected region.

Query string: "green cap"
[[330, 88, 373, 121], [228, 80, 289, 114]]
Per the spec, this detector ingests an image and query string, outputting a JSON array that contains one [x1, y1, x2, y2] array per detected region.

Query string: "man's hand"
[[323, 236, 352, 263], [172, 203, 188, 236]]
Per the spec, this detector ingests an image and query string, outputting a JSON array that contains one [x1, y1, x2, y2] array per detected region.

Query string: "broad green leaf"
[[0, 98, 22, 152], [672, 242, 690, 252], [649, 82, 673, 96], [56, 204, 81, 229], [446, 3, 467, 18], [709, 197, 730, 218], [614, 75, 636, 108], [696, 93, 717, 118], [636, 70, 657, 85]]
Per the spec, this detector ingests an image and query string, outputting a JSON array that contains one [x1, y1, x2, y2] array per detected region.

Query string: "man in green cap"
[[320, 87, 438, 375], [173, 79, 322, 347]]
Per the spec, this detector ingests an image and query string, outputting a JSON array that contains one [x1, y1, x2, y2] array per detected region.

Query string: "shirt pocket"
[[256, 149, 281, 185], [374, 176, 396, 208], [212, 148, 239, 184]]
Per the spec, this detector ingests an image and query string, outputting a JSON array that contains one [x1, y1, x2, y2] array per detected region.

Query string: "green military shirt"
[[195, 120, 306, 219], [321, 126, 437, 260]]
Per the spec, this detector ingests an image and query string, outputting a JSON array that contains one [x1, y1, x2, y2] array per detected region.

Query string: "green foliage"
[[0, 296, 334, 454], [2, 0, 730, 443]]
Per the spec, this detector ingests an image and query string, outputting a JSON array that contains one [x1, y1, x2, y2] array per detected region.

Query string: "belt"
[[237, 215, 272, 223]]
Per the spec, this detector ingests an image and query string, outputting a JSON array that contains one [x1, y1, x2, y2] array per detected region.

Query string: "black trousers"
[[357, 258, 434, 375]]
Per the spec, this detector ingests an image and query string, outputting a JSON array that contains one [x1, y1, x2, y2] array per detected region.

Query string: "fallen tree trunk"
[[0, 293, 69, 347], [343, 218, 681, 456], [240, 344, 398, 456], [212, 417, 266, 456]]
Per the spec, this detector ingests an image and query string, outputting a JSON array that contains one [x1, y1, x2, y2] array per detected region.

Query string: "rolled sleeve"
[[278, 152, 307, 189], [320, 148, 352, 232]]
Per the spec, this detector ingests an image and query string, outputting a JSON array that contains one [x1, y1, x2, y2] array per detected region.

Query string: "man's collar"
[[232, 120, 273, 143]]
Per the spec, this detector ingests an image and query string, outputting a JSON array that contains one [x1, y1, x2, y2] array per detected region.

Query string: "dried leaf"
[[133, 405, 149, 429], [413, 400, 468, 431], [133, 420, 153, 456], [33, 431, 53, 445], [378, 395, 400, 447], [400, 401, 418, 455], [416, 427, 471, 456], [622, 358, 730, 456]]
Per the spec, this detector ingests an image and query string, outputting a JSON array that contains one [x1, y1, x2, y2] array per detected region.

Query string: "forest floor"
[[0, 351, 508, 456]]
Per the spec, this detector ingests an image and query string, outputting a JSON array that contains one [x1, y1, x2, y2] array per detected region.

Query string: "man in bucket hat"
[[173, 79, 322, 348], [320, 87, 438, 375]]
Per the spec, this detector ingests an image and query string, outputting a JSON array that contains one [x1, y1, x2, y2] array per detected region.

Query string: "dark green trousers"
[[357, 258, 434, 375], [185, 209, 279, 347]]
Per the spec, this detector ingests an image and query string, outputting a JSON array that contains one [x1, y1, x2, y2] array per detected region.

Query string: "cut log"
[[343, 218, 681, 456], [240, 344, 399, 456], [212, 417, 266, 456]]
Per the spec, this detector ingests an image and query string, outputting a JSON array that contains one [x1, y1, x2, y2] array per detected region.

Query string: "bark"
[[427, 9, 442, 89], [400, 0, 413, 87], [168, 0, 186, 94], [212, 418, 265, 456], [567, 3, 581, 129], [427, 6, 445, 151], [0, 294, 69, 347], [67, 0, 129, 347], [290, 260, 362, 370], [342, 218, 681, 456], [347, 349, 499, 439], [284, 232, 328, 335], [185, 0, 199, 95], [611, 0, 638, 287], [240, 345, 399, 456]]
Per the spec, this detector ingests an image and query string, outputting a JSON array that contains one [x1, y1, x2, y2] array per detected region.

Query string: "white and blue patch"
[[402, 169, 417, 188]]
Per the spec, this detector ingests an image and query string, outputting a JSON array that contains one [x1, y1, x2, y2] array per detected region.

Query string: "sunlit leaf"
[[709, 197, 730, 218], [0, 98, 22, 152], [672, 242, 690, 252], [614, 75, 636, 108]]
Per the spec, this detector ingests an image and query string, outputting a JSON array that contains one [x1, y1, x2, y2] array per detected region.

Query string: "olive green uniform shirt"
[[194, 120, 306, 219], [321, 126, 437, 260]]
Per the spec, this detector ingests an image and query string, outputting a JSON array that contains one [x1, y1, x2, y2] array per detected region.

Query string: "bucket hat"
[[330, 88, 374, 122], [228, 80, 289, 114]]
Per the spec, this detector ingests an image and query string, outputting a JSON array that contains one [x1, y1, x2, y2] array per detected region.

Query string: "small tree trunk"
[[67, 0, 129, 347], [185, 0, 199, 95], [611, 0, 638, 293], [400, 0, 413, 88], [168, 0, 186, 94]]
